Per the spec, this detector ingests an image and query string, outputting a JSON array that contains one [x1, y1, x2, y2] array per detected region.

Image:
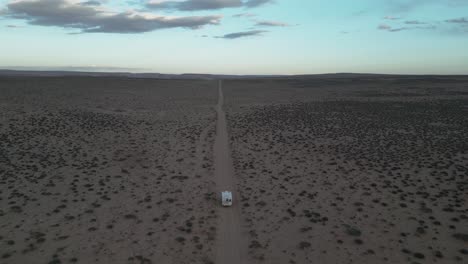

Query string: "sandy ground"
[[0, 77, 219, 264], [224, 77, 468, 264], [1, 75, 467, 264]]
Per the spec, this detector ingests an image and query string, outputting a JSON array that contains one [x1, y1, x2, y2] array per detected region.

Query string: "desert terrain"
[[223, 76, 468, 264], [0, 77, 218, 264], [0, 75, 467, 264]]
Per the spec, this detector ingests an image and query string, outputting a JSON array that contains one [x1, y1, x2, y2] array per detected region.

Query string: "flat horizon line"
[[1, 68, 468, 79]]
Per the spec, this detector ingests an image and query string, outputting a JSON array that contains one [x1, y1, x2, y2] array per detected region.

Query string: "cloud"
[[384, 0, 468, 13], [218, 29, 267, 39], [244, 0, 273, 8], [378, 24, 391, 30], [378, 23, 408, 32], [388, 27, 408, 32], [445, 17, 468, 24], [255, 20, 289, 27], [378, 22, 435, 32], [383, 16, 400, 20], [147, 0, 242, 11], [146, 0, 273, 11], [404, 20, 426, 24], [81, 0, 101, 6], [232, 12, 256, 18], [444, 17, 468, 33], [4, 0, 221, 33]]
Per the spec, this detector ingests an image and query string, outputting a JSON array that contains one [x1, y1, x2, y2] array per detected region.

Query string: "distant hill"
[[0, 69, 283, 79], [1, 69, 467, 80]]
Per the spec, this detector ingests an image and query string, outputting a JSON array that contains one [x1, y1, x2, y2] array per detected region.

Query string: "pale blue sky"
[[1, 0, 468, 74]]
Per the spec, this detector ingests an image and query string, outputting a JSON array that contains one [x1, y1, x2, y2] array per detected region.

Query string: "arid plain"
[[1, 75, 467, 264]]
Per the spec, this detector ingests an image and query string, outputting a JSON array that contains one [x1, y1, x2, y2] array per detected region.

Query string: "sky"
[[0, 0, 468, 75]]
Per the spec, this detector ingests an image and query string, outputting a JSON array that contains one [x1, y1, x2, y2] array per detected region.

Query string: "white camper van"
[[221, 191, 233, 207]]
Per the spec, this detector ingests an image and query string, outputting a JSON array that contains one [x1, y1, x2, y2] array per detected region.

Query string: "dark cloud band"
[[255, 20, 289, 27], [218, 30, 267, 39], [445, 17, 468, 23], [146, 0, 273, 11], [4, 0, 221, 33]]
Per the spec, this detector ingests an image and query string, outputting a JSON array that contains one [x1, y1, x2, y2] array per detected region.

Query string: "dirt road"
[[214, 80, 246, 264]]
